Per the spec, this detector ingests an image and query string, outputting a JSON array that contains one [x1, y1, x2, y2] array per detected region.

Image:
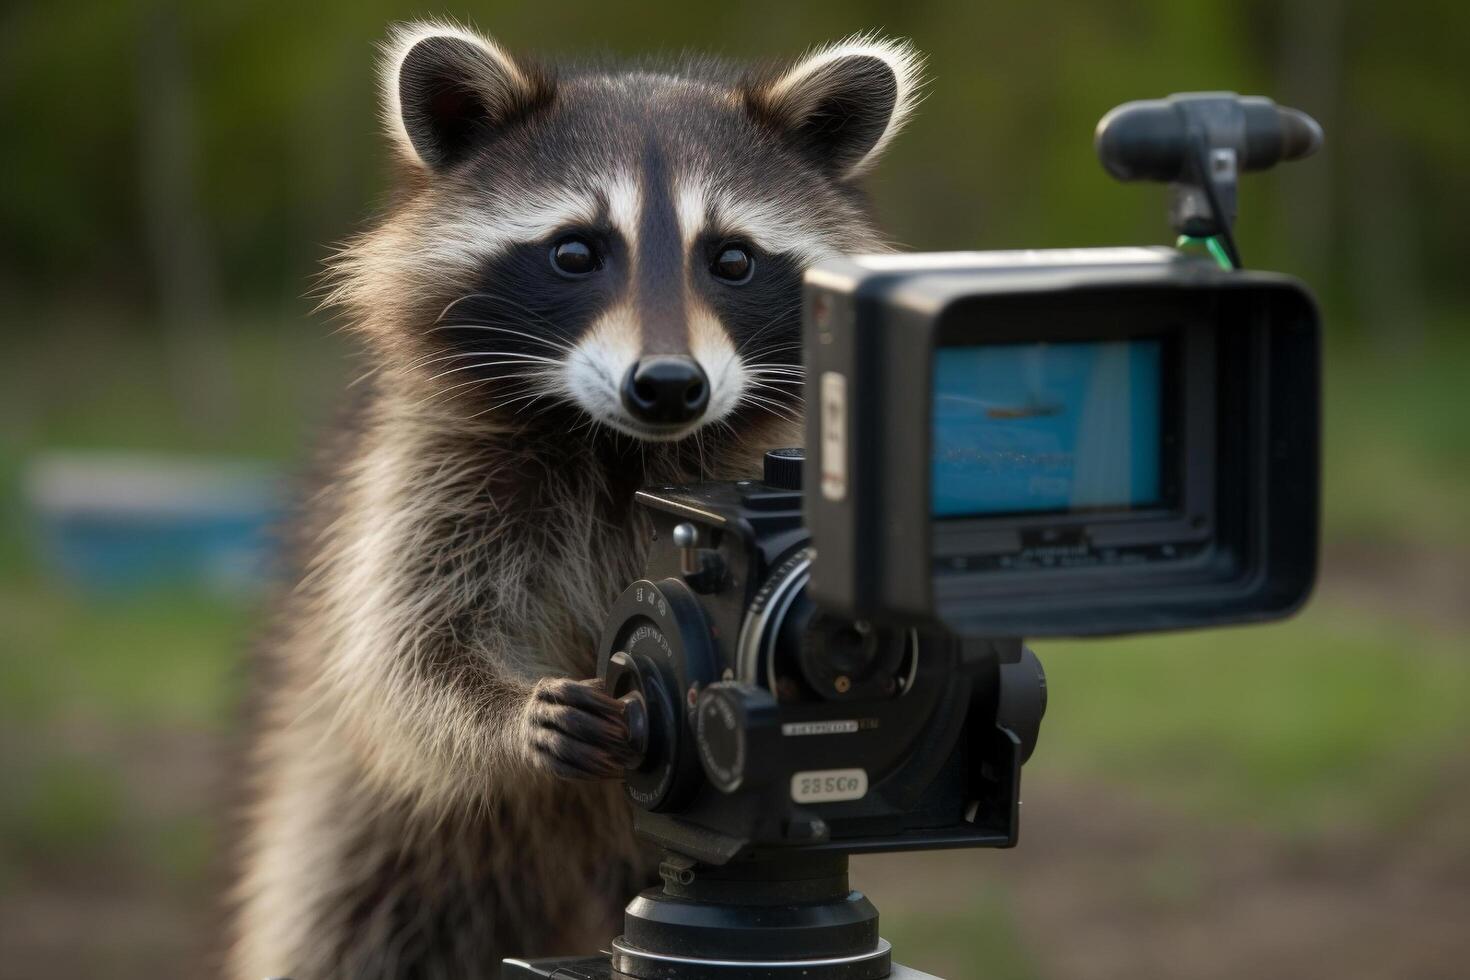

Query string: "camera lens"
[[795, 615, 909, 702], [739, 549, 916, 703], [824, 621, 880, 676]]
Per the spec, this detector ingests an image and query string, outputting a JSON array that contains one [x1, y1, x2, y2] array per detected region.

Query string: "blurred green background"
[[2, 1, 1467, 977]]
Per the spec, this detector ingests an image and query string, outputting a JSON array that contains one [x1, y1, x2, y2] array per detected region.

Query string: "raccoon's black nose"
[[622, 356, 710, 426]]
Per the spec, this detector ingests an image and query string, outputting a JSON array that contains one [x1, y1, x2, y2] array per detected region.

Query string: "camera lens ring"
[[596, 578, 716, 811], [736, 548, 918, 698], [735, 549, 812, 686]]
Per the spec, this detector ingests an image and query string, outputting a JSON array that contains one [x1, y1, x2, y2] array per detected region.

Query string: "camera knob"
[[694, 683, 780, 793], [605, 651, 651, 766], [762, 448, 804, 491]]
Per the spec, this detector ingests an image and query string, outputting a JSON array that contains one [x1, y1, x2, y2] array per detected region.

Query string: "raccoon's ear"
[[381, 21, 554, 171], [745, 34, 925, 179]]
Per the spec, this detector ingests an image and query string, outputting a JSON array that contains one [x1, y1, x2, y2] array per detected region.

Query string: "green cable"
[[1176, 234, 1236, 270]]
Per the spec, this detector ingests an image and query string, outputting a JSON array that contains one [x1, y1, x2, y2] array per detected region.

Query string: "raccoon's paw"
[[526, 677, 637, 781]]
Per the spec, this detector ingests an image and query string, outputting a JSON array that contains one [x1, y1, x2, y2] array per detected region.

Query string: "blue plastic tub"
[[24, 452, 284, 596]]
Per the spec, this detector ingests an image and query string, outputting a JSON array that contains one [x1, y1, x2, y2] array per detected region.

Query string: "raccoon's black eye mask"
[[550, 234, 756, 289]]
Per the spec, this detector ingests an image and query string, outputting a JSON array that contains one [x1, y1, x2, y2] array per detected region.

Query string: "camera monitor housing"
[[804, 247, 1320, 638]]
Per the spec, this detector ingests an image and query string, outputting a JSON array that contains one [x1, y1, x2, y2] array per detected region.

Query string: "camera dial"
[[597, 578, 716, 811]]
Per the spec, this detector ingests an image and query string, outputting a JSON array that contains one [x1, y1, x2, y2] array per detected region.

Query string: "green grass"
[[1322, 331, 1470, 547], [879, 884, 1040, 980], [0, 577, 250, 729], [1033, 601, 1470, 834], [0, 757, 125, 869], [0, 742, 219, 888], [0, 577, 244, 887]]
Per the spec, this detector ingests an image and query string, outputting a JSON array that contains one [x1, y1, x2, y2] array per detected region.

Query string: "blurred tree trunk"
[[1272, 0, 1343, 302], [1346, 111, 1424, 351], [137, 4, 236, 431], [1275, 0, 1423, 348]]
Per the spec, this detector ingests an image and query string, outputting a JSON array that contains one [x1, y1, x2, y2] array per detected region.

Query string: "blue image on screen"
[[932, 340, 1163, 517]]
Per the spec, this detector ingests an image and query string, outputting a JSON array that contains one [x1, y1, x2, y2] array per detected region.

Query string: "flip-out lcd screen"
[[932, 340, 1163, 517]]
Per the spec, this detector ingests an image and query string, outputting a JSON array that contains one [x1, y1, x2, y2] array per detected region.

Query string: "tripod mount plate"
[[501, 957, 942, 980]]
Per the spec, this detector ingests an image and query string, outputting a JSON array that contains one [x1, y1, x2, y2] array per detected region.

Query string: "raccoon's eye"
[[710, 244, 754, 284], [550, 236, 599, 277]]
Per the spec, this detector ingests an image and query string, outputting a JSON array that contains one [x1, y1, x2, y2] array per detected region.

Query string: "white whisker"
[[740, 392, 801, 424], [430, 322, 574, 352], [464, 389, 552, 421], [415, 349, 563, 373], [736, 303, 802, 353], [423, 356, 561, 384], [746, 380, 802, 399], [744, 344, 805, 360], [408, 368, 556, 410], [436, 292, 576, 337]]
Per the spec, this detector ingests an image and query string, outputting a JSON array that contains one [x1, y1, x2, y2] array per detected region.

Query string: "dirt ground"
[[0, 726, 226, 980], [1318, 540, 1470, 633], [857, 767, 1470, 980]]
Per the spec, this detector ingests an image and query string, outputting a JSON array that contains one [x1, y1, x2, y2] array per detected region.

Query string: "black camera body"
[[597, 467, 1046, 867], [507, 93, 1322, 980], [570, 246, 1318, 980], [598, 246, 1319, 868]]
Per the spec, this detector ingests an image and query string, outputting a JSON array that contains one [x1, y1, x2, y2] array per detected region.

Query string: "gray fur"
[[227, 21, 920, 978]]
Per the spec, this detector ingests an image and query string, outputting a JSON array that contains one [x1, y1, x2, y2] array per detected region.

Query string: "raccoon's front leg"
[[524, 676, 639, 780]]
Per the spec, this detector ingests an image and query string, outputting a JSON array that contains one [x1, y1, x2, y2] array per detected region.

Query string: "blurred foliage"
[[2, 0, 1468, 335]]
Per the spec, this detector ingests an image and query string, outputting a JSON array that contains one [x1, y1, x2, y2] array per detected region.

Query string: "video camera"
[[506, 92, 1322, 980]]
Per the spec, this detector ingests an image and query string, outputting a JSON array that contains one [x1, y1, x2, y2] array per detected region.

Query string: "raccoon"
[[228, 21, 923, 979]]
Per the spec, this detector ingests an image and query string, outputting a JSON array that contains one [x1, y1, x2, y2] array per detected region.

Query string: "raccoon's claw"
[[527, 677, 638, 781]]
